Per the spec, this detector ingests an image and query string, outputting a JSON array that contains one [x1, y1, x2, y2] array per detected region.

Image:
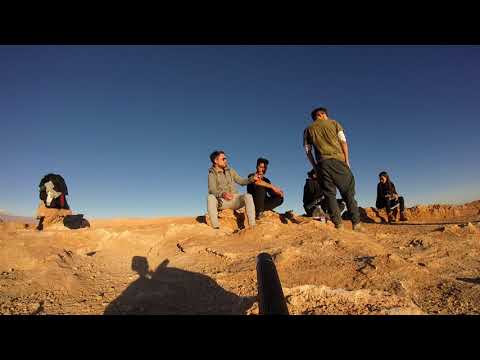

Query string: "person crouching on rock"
[[303, 169, 345, 219], [376, 171, 408, 223], [247, 157, 284, 220], [207, 150, 260, 229]]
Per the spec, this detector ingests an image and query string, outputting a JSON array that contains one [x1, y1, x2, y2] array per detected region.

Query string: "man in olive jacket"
[[207, 150, 259, 229], [303, 106, 362, 230]]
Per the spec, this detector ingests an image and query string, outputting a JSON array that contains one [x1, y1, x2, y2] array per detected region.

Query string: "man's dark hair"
[[257, 157, 269, 167], [310, 107, 328, 120], [210, 150, 225, 164]]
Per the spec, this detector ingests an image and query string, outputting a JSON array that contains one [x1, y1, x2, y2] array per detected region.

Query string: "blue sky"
[[1, 45, 479, 218]]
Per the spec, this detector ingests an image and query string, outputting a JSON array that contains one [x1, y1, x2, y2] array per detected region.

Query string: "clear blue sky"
[[1, 45, 479, 218]]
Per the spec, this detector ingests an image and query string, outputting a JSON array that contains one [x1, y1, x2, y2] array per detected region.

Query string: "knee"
[[207, 194, 217, 204]]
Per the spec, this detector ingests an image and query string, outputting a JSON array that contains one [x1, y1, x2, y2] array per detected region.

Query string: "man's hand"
[[222, 192, 234, 201], [252, 174, 261, 183]]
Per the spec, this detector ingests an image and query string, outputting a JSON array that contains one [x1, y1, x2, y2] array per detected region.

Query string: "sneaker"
[[352, 222, 363, 231], [255, 211, 265, 220], [388, 214, 396, 223]]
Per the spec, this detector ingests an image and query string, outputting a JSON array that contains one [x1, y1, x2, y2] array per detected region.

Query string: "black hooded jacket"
[[376, 181, 398, 209], [303, 178, 323, 208]]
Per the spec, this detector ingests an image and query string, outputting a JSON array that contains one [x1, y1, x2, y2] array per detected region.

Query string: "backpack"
[[39, 173, 70, 209]]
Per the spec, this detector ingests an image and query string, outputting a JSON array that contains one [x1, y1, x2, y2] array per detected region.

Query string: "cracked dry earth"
[[1, 201, 480, 315]]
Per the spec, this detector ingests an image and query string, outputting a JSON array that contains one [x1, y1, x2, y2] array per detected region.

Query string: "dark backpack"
[[39, 173, 70, 209]]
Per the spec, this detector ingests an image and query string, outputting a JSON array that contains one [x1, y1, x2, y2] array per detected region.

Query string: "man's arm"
[[340, 140, 350, 167], [231, 168, 255, 186], [255, 179, 284, 197], [208, 172, 222, 198], [336, 123, 350, 167], [303, 128, 317, 169]]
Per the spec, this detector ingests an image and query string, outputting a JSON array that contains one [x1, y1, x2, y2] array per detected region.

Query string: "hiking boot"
[[400, 212, 408, 221], [335, 223, 344, 230], [352, 222, 363, 231], [388, 214, 396, 223], [256, 211, 266, 220]]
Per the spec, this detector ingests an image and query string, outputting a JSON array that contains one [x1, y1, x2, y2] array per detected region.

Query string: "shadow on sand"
[[104, 256, 256, 315]]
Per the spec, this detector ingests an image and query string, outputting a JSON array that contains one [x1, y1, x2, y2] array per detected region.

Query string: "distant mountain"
[[0, 211, 36, 224]]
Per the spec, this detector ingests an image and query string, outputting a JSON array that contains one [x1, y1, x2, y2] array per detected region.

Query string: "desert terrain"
[[1, 201, 480, 315]]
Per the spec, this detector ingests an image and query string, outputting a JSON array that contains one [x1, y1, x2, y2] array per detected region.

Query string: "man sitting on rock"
[[247, 157, 284, 220], [207, 150, 259, 230]]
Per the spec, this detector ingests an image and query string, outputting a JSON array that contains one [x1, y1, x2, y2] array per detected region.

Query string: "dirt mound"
[[203, 209, 304, 232], [283, 285, 424, 315], [360, 202, 480, 223]]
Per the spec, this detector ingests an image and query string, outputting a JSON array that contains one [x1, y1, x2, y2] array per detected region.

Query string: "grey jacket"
[[208, 166, 253, 198]]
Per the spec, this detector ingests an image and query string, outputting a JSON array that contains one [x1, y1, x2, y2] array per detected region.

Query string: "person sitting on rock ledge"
[[247, 157, 284, 220], [207, 150, 260, 230], [36, 173, 89, 230], [376, 171, 408, 223]]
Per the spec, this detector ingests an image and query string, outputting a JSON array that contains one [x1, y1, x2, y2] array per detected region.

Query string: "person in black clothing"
[[376, 171, 408, 223], [247, 158, 284, 220], [39, 173, 70, 210], [303, 169, 345, 218]]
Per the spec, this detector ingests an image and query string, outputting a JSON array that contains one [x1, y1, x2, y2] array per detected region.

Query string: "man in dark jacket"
[[303, 169, 346, 218], [376, 171, 408, 223], [247, 158, 284, 220]]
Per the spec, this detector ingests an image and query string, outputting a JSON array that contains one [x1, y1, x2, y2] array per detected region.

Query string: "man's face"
[[257, 163, 267, 176], [316, 111, 328, 120], [215, 153, 228, 169], [379, 176, 387, 184]]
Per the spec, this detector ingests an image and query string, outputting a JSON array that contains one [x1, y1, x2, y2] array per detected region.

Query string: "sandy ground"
[[1, 201, 479, 315]]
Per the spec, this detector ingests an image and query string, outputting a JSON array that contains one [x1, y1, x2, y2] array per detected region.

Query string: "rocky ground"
[[1, 201, 480, 315]]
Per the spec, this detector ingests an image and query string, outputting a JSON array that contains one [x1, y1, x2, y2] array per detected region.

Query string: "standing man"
[[207, 150, 259, 229], [247, 157, 284, 220], [303, 107, 362, 230]]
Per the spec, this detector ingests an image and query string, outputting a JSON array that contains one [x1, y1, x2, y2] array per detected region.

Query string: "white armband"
[[338, 131, 347, 142]]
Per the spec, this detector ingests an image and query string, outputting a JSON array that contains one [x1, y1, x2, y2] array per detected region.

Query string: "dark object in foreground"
[[256, 252, 289, 315], [63, 214, 90, 229]]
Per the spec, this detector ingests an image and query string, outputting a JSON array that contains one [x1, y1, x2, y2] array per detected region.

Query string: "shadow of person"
[[104, 256, 256, 315]]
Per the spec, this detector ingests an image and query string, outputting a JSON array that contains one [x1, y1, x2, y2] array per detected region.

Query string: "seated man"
[[247, 158, 284, 220], [376, 171, 408, 223], [207, 150, 259, 229], [303, 169, 345, 218]]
